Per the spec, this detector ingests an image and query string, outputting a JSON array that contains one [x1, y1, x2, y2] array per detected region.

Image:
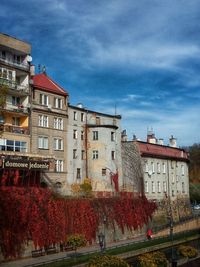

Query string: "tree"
[[87, 255, 130, 267], [67, 234, 86, 255]]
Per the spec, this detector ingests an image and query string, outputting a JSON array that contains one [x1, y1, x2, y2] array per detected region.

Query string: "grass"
[[35, 229, 200, 267]]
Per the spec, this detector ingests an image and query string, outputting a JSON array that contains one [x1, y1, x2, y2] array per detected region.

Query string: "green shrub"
[[86, 254, 130, 267], [177, 245, 198, 258], [67, 234, 86, 252]]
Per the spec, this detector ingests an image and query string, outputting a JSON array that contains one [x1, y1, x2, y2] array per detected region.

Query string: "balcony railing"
[[1, 124, 29, 135], [0, 55, 29, 70], [0, 77, 29, 94]]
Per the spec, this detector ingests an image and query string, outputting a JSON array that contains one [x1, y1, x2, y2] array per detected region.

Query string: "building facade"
[[0, 33, 53, 187], [67, 104, 122, 195]]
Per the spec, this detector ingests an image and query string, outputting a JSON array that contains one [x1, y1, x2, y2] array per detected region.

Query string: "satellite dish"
[[27, 55, 32, 63]]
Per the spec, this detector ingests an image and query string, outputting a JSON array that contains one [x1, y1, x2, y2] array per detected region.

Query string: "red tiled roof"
[[136, 141, 189, 161], [33, 73, 68, 96]]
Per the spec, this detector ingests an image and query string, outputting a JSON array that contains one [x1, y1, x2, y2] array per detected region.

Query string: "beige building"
[[0, 33, 52, 186], [31, 72, 69, 193]]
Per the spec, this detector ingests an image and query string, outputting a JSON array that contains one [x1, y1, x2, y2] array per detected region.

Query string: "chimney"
[[132, 134, 137, 141], [121, 130, 127, 142], [158, 138, 164, 145], [169, 135, 177, 147], [30, 64, 35, 77], [147, 129, 156, 144]]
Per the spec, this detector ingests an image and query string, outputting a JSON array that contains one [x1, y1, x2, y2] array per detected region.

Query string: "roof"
[[33, 73, 68, 96], [135, 141, 189, 161]]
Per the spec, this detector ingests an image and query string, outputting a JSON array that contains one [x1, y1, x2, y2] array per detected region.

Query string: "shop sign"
[[1, 159, 49, 170]]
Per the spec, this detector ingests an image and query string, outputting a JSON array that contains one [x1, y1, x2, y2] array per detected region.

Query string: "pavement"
[[0, 235, 146, 267]]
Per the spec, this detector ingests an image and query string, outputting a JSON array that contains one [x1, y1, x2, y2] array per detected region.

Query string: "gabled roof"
[[136, 141, 189, 161], [33, 73, 68, 96]]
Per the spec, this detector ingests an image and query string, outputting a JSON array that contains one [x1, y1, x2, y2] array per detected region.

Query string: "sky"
[[1, 0, 200, 146]]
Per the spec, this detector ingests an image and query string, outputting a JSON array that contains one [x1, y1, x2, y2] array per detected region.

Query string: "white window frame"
[[157, 162, 161, 173], [54, 97, 63, 109], [163, 181, 167, 193], [38, 136, 48, 149], [152, 181, 155, 193], [73, 149, 77, 159], [182, 182, 185, 193], [111, 150, 115, 160], [38, 115, 48, 127], [81, 113, 84, 122], [163, 163, 166, 174], [40, 94, 48, 106], [111, 131, 115, 141], [145, 181, 149, 193], [53, 138, 63, 150], [145, 162, 148, 173], [55, 160, 63, 172], [181, 165, 185, 175], [151, 162, 155, 173], [157, 181, 161, 193], [53, 117, 63, 130]]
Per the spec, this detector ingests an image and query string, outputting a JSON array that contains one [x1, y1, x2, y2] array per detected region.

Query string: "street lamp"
[[98, 232, 105, 253]]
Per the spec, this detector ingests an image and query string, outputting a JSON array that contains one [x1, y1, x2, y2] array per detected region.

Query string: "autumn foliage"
[[0, 186, 157, 258]]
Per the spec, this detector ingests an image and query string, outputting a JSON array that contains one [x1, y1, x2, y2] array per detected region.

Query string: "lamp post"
[[98, 232, 105, 253], [103, 216, 106, 250]]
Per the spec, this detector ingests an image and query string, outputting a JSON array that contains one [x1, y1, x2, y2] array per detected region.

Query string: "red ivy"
[[0, 187, 157, 258]]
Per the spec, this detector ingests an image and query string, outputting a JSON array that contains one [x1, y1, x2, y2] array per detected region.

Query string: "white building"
[[67, 104, 123, 195]]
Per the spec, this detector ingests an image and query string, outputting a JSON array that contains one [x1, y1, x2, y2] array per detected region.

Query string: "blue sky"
[[1, 0, 200, 146]]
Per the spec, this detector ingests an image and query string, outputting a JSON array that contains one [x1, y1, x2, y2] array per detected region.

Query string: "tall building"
[[67, 104, 122, 196], [0, 34, 54, 187], [31, 72, 69, 192]]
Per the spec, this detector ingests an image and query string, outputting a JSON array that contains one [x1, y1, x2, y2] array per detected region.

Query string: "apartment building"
[[67, 104, 123, 195], [31, 72, 69, 193], [0, 33, 52, 186], [122, 131, 189, 201]]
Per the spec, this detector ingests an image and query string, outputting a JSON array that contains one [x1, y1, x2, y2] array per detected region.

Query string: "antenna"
[[38, 64, 41, 73]]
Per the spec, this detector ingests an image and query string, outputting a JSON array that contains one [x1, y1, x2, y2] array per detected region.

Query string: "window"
[[163, 163, 166, 174], [181, 165, 185, 175], [157, 162, 161, 173], [54, 117, 63, 130], [92, 150, 98, 159], [182, 182, 185, 193], [151, 181, 155, 193], [12, 117, 20, 126], [0, 139, 27, 152], [93, 131, 98, 140], [172, 173, 175, 183], [53, 138, 63, 150], [55, 160, 63, 172], [73, 130, 77, 139], [111, 131, 115, 141], [157, 181, 161, 193], [39, 94, 48, 106], [172, 190, 175, 197], [12, 96, 20, 106], [163, 181, 167, 193], [2, 51, 6, 59], [54, 97, 62, 109], [102, 169, 106, 176], [96, 116, 100, 125], [73, 149, 77, 159], [81, 150, 85, 160], [151, 162, 155, 173], [38, 136, 48, 149], [38, 115, 48, 127], [81, 113, 84, 122], [73, 111, 77, 120], [145, 181, 149, 193], [0, 68, 13, 80], [111, 151, 115, 160], [77, 168, 81, 179], [81, 131, 84, 140], [145, 162, 148, 173]]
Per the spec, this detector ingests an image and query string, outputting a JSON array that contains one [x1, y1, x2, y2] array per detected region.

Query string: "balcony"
[[3, 104, 29, 114], [1, 124, 29, 135], [0, 55, 29, 71], [0, 77, 29, 94]]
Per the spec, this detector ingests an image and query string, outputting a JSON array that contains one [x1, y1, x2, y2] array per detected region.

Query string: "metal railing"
[[0, 77, 29, 93], [2, 125, 29, 135], [0, 56, 29, 70]]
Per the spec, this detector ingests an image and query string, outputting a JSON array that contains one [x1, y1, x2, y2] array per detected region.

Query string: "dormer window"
[[40, 94, 48, 106], [54, 97, 62, 109]]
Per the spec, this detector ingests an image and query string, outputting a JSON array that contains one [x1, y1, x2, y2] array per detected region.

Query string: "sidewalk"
[[0, 235, 145, 267]]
